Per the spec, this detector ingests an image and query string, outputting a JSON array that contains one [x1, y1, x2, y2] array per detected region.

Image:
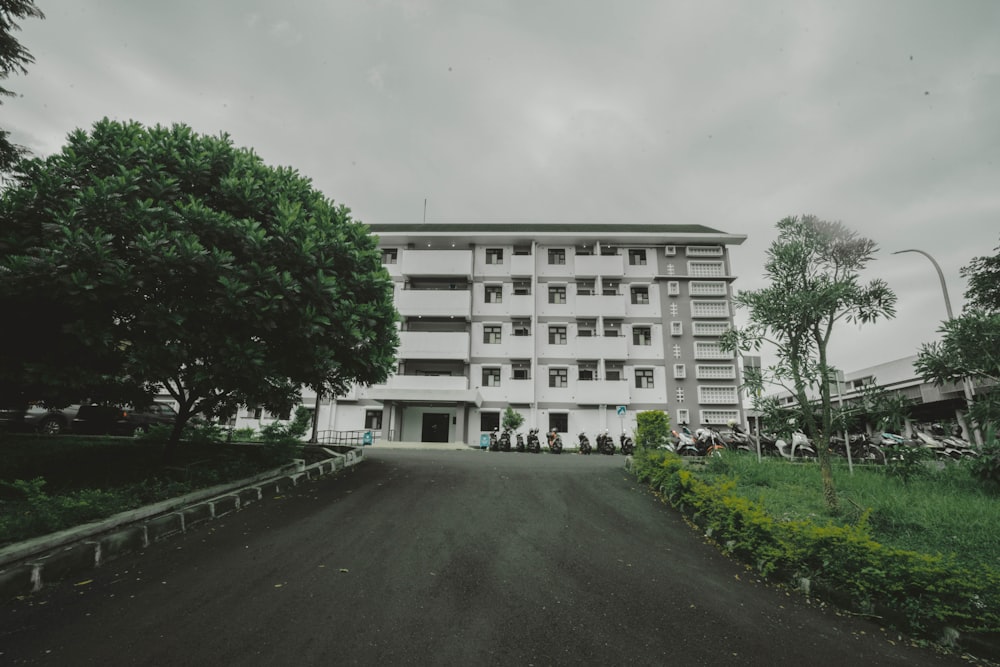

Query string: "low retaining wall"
[[0, 446, 361, 600]]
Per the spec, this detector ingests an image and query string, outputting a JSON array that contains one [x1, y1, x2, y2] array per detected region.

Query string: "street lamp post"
[[893, 249, 980, 445]]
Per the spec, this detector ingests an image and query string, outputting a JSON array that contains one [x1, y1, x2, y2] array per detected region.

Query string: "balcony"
[[400, 249, 473, 277], [380, 374, 469, 391], [395, 289, 471, 319], [575, 294, 626, 318], [574, 254, 624, 277], [574, 379, 630, 405], [398, 331, 469, 361], [471, 331, 534, 359], [575, 334, 628, 359], [509, 254, 535, 276]]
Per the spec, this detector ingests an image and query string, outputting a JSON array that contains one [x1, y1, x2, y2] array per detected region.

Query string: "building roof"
[[367, 222, 746, 246]]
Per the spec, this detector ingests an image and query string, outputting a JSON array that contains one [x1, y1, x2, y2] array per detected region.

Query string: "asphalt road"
[[0, 448, 971, 666]]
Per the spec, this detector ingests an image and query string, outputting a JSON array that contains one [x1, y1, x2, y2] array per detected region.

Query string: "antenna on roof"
[[423, 198, 427, 224]]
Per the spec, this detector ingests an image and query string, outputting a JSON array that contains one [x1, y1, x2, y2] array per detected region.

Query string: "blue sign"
[[479, 433, 490, 449], [616, 405, 627, 416], [363, 431, 373, 445]]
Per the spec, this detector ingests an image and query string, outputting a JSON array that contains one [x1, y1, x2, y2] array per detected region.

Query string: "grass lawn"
[[695, 452, 1000, 574]]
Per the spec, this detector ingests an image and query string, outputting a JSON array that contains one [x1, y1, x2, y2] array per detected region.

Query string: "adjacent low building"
[[235, 222, 749, 445]]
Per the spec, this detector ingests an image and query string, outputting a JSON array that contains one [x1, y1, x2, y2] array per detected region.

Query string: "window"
[[381, 248, 397, 264], [696, 364, 736, 380], [600, 245, 618, 256], [700, 409, 741, 425], [673, 364, 687, 379], [632, 326, 652, 346], [513, 319, 531, 336], [628, 249, 647, 266], [630, 286, 649, 304], [548, 248, 566, 265], [698, 386, 738, 404], [578, 361, 598, 381], [480, 411, 500, 431], [485, 284, 503, 303], [669, 303, 678, 316], [549, 367, 568, 388], [513, 280, 532, 295], [635, 369, 654, 389], [672, 344, 682, 359], [548, 285, 567, 304], [605, 361, 624, 381], [482, 367, 501, 387], [602, 279, 620, 296], [576, 279, 595, 296], [483, 325, 502, 344], [689, 281, 727, 297], [577, 319, 596, 337], [686, 245, 724, 257], [694, 341, 733, 359], [603, 319, 622, 337], [692, 322, 730, 337], [675, 388, 685, 403], [512, 360, 531, 380], [486, 248, 504, 265], [676, 408, 690, 425], [671, 321, 683, 336], [365, 409, 383, 430], [251, 406, 263, 420], [575, 245, 593, 256], [548, 325, 567, 345], [687, 261, 725, 277], [666, 281, 680, 296], [549, 413, 568, 433], [691, 300, 730, 318], [664, 245, 677, 256], [665, 264, 676, 276]]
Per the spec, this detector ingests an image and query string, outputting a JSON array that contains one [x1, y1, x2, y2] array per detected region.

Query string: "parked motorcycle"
[[671, 426, 699, 456], [515, 431, 526, 453], [578, 432, 592, 454], [499, 427, 512, 452], [527, 428, 542, 453], [548, 429, 563, 454], [488, 427, 500, 452], [596, 429, 615, 455], [694, 427, 727, 457], [619, 432, 635, 456]]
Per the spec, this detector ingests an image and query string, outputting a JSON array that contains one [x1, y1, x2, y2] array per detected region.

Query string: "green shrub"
[[635, 410, 671, 449], [629, 449, 1000, 638], [882, 444, 933, 483], [968, 439, 1000, 488], [502, 407, 525, 432]]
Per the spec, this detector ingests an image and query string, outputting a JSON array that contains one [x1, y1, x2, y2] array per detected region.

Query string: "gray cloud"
[[5, 0, 998, 373]]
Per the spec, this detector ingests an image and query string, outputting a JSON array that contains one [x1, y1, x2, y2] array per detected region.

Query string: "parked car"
[[0, 402, 82, 434], [71, 403, 178, 436]]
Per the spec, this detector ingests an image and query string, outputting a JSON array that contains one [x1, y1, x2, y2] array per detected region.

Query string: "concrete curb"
[[0, 446, 362, 600]]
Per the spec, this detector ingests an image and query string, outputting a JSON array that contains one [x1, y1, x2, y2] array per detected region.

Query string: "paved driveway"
[[0, 448, 969, 665]]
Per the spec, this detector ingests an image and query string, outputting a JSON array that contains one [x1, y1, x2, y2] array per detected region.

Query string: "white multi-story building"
[[237, 223, 748, 444]]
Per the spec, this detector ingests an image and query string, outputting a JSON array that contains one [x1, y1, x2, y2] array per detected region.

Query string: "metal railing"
[[314, 429, 393, 446]]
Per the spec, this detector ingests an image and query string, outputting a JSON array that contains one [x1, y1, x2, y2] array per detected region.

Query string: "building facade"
[[234, 223, 748, 444]]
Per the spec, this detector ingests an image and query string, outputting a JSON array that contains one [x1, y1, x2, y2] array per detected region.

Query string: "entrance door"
[[421, 413, 450, 443]]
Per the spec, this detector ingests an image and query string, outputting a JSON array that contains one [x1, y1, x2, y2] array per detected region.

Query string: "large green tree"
[[915, 237, 1000, 434], [723, 215, 897, 510], [0, 118, 399, 454], [1, 0, 44, 172]]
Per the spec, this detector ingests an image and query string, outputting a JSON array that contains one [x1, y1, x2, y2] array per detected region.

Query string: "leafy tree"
[[0, 119, 399, 457], [723, 215, 896, 510], [501, 406, 525, 432], [635, 410, 670, 449], [1, 0, 44, 172], [916, 239, 1000, 437], [857, 380, 914, 434]]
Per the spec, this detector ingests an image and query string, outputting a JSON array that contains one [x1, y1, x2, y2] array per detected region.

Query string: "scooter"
[[488, 427, 500, 452], [694, 427, 727, 457], [773, 429, 816, 459], [672, 426, 699, 456], [499, 427, 512, 452], [527, 428, 542, 453], [548, 430, 563, 454], [619, 432, 635, 456], [596, 430, 615, 455], [578, 432, 592, 455], [515, 431, 526, 452]]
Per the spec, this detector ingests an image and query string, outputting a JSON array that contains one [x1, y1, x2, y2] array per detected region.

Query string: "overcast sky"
[[5, 0, 999, 376]]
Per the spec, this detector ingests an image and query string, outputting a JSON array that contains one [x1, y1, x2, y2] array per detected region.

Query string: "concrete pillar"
[[454, 404, 467, 445]]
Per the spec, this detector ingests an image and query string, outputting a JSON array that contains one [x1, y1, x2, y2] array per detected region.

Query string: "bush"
[[502, 407, 525, 432], [636, 410, 671, 449], [882, 444, 933, 483], [969, 440, 1000, 487]]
